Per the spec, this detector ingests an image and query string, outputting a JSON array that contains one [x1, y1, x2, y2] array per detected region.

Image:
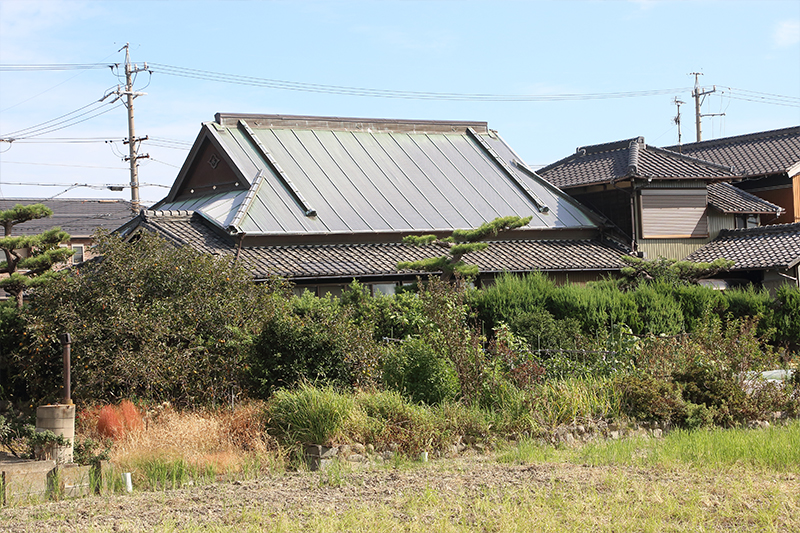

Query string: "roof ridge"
[[143, 209, 195, 219], [646, 145, 736, 173], [718, 221, 800, 238], [665, 125, 800, 151]]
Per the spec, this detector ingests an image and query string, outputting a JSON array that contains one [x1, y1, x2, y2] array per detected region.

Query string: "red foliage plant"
[[96, 400, 143, 441]]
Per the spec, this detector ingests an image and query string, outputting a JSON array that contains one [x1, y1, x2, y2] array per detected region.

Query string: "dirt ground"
[[0, 455, 619, 532], [2, 453, 797, 532]]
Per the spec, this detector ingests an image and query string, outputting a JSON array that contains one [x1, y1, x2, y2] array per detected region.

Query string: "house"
[[536, 137, 782, 261], [118, 113, 627, 295], [684, 222, 800, 290], [666, 126, 800, 225], [0, 198, 134, 265]]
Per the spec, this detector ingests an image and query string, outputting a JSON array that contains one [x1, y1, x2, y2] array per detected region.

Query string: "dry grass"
[[77, 401, 283, 483]]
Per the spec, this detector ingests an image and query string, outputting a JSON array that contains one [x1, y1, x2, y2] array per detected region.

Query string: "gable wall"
[[175, 140, 244, 201]]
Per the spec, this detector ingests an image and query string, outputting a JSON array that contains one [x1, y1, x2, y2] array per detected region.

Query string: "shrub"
[[614, 373, 685, 424], [18, 231, 281, 406], [773, 285, 800, 350], [381, 337, 459, 405], [249, 292, 379, 396], [632, 281, 684, 335], [673, 363, 750, 427]]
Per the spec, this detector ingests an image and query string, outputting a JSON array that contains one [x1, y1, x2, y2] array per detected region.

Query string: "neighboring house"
[[536, 137, 782, 261], [666, 126, 800, 225], [0, 198, 134, 265], [685, 222, 800, 291], [118, 113, 627, 295]]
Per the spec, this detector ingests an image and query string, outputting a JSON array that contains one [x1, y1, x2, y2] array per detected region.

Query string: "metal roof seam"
[[442, 130, 520, 221], [358, 130, 435, 229]]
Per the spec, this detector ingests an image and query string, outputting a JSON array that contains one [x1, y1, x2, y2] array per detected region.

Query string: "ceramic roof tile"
[[0, 198, 134, 237], [707, 182, 783, 214], [684, 222, 800, 270], [665, 126, 800, 176], [539, 138, 735, 189], [134, 212, 626, 280]]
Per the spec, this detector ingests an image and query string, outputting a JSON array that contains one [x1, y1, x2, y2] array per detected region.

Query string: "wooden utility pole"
[[116, 44, 150, 215]]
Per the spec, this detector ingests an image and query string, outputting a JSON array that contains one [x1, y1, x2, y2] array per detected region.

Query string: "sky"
[[0, 0, 798, 207]]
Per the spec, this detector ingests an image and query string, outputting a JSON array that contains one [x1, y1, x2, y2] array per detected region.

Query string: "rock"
[[652, 428, 662, 438]]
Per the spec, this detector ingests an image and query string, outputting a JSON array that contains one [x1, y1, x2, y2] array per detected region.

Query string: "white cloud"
[[774, 19, 800, 48]]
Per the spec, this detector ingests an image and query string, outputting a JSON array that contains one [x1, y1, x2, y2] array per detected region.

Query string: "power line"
[[0, 64, 113, 71], [150, 63, 692, 102], [0, 180, 170, 188]]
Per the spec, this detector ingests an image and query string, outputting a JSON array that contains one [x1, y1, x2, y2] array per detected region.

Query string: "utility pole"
[[690, 72, 724, 142], [673, 96, 685, 150], [114, 44, 150, 215]]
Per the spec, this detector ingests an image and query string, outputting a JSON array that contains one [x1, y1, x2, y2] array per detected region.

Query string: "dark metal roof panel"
[[685, 222, 800, 270]]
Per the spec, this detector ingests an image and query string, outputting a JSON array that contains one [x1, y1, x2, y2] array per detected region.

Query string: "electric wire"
[[149, 63, 692, 102]]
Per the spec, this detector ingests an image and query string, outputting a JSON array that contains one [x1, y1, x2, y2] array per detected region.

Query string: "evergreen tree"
[[398, 215, 533, 280], [0, 204, 73, 308]]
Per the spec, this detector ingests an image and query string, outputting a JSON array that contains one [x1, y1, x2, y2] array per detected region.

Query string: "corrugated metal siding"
[[640, 189, 708, 238], [638, 240, 710, 260], [708, 212, 733, 240]]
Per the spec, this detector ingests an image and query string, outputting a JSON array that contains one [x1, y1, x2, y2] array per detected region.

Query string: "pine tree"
[[0, 204, 73, 308], [397, 215, 533, 281]]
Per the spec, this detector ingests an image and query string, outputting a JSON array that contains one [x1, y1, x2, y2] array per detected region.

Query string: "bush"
[[614, 373, 685, 424], [17, 231, 281, 406], [381, 337, 459, 405], [773, 285, 800, 350], [249, 292, 379, 396], [673, 363, 750, 427]]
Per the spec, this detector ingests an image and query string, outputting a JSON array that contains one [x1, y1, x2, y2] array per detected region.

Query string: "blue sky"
[[1, 0, 798, 206]]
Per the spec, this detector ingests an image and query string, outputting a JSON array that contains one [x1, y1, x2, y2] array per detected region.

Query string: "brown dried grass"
[[78, 400, 281, 477]]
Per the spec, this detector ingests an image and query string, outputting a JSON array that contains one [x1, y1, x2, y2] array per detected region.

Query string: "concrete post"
[[35, 405, 75, 465]]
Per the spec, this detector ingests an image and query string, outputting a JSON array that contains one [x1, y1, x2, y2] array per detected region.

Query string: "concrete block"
[[1, 459, 56, 505], [58, 464, 92, 498]]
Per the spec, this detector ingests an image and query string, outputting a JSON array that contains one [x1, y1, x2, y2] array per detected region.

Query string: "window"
[[370, 283, 396, 296], [735, 214, 759, 229], [640, 189, 708, 238], [71, 244, 84, 264]]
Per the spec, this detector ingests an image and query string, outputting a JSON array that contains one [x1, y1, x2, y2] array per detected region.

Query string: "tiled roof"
[[130, 212, 626, 280], [707, 182, 783, 214], [665, 126, 800, 177], [539, 137, 735, 189], [684, 222, 800, 270], [0, 198, 134, 237], [154, 114, 599, 239]]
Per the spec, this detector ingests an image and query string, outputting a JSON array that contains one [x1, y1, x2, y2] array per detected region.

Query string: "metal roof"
[[665, 126, 800, 177], [707, 182, 784, 215], [156, 114, 599, 239], [126, 211, 626, 280], [684, 222, 800, 271], [538, 137, 736, 189], [0, 198, 134, 237]]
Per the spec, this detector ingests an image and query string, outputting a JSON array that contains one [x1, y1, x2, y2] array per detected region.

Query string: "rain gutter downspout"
[[610, 138, 644, 255], [233, 232, 245, 265]]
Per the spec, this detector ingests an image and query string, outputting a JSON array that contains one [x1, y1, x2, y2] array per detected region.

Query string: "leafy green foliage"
[[16, 231, 281, 406], [620, 255, 735, 286], [381, 337, 459, 405], [398, 215, 532, 280], [249, 291, 380, 396], [0, 203, 73, 308]]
